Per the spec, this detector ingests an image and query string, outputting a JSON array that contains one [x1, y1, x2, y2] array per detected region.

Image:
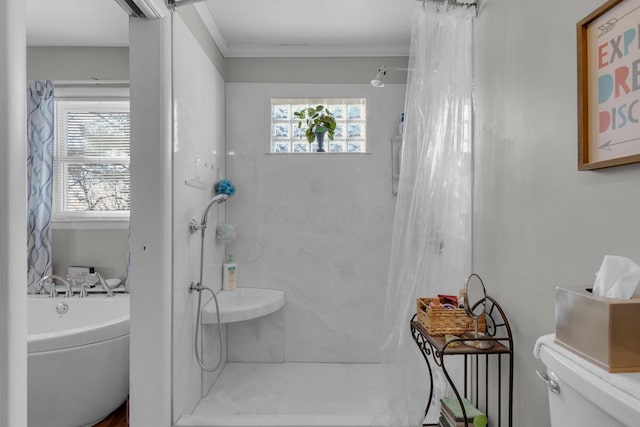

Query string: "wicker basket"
[[416, 298, 486, 337]]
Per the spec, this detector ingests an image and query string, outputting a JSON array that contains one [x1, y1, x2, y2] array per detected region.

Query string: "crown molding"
[[193, 3, 229, 56]]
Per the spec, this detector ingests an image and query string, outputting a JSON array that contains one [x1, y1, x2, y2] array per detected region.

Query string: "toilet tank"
[[535, 334, 640, 427]]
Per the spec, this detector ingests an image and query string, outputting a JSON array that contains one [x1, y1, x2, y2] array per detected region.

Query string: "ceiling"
[[26, 0, 129, 47], [26, 0, 418, 57]]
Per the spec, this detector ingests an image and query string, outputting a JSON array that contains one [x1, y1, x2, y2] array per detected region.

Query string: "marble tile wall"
[[171, 14, 227, 420], [227, 310, 285, 362], [226, 83, 405, 362]]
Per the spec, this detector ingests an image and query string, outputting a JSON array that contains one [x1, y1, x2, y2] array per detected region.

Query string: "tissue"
[[593, 255, 640, 299]]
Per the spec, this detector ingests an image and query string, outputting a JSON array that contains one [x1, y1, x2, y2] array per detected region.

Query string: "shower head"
[[201, 194, 229, 224], [371, 65, 410, 87], [208, 193, 230, 204], [371, 67, 388, 87], [189, 194, 229, 234]]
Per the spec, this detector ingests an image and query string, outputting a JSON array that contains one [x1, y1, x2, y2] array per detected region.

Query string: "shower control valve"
[[188, 282, 205, 293], [189, 219, 206, 234]]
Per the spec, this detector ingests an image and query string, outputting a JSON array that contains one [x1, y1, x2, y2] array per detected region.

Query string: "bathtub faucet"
[[88, 272, 116, 297], [35, 275, 74, 298]]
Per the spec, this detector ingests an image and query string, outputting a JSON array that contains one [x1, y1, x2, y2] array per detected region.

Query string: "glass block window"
[[270, 98, 367, 153], [54, 99, 130, 219]]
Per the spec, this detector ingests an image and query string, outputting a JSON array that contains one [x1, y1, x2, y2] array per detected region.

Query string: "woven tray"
[[416, 298, 486, 337]]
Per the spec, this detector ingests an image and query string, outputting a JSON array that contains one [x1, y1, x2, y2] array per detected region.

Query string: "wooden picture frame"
[[578, 0, 640, 170]]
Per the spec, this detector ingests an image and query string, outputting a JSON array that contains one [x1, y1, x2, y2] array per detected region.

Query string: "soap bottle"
[[222, 254, 237, 291]]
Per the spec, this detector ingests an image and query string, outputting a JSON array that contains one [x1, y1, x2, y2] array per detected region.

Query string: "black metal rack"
[[410, 295, 513, 427]]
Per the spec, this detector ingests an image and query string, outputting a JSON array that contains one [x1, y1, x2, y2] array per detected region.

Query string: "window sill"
[[265, 152, 372, 156], [52, 218, 130, 230]]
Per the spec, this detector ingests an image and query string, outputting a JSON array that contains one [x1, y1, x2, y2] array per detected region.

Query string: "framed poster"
[[578, 0, 640, 170]]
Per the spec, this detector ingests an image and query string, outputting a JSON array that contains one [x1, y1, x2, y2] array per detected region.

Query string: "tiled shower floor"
[[176, 362, 390, 427]]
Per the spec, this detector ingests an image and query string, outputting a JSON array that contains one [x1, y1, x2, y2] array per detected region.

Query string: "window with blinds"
[[54, 99, 130, 219]]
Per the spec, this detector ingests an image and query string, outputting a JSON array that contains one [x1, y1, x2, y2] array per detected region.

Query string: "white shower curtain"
[[381, 4, 475, 426]]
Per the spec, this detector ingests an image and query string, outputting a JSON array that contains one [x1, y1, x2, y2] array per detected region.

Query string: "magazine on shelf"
[[440, 396, 488, 427]]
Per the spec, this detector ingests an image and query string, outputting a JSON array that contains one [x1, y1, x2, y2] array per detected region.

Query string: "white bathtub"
[[28, 294, 130, 427]]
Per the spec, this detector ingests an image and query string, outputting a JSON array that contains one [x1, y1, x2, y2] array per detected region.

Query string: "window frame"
[[52, 85, 130, 228]]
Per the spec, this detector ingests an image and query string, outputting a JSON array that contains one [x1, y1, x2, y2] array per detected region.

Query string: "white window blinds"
[[54, 99, 130, 219]]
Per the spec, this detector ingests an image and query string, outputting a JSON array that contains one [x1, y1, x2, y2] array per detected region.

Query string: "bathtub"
[[28, 293, 130, 427]]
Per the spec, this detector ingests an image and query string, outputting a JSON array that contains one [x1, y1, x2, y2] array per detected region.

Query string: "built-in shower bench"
[[200, 287, 285, 324]]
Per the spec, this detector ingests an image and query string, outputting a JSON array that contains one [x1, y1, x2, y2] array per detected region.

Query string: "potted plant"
[[294, 105, 337, 152]]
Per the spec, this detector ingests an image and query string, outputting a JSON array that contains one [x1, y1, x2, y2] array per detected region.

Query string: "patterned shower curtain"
[[27, 80, 55, 291]]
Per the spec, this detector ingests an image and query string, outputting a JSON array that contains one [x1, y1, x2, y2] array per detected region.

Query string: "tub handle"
[[536, 369, 560, 394]]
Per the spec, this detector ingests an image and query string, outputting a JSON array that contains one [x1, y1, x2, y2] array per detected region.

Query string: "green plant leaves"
[[295, 105, 337, 144]]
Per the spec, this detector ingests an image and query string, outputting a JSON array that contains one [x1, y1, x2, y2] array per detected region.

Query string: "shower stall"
[[129, 12, 401, 426], [174, 74, 405, 426], [128, 1, 473, 426]]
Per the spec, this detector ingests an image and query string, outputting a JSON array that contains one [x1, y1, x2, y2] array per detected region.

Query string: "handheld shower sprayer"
[[188, 193, 228, 234], [189, 191, 230, 373]]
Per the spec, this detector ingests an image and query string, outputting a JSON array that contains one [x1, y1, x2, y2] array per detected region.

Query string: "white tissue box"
[[555, 287, 640, 373], [68, 266, 95, 286]]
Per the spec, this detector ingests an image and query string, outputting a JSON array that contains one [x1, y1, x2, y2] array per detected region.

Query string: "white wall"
[[474, 1, 640, 426], [225, 57, 408, 84], [171, 11, 227, 421], [52, 228, 129, 280], [0, 1, 27, 425], [226, 83, 403, 362], [27, 47, 128, 81], [128, 16, 173, 427]]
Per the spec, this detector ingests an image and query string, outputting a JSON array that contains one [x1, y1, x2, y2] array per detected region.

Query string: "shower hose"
[[193, 227, 224, 373]]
